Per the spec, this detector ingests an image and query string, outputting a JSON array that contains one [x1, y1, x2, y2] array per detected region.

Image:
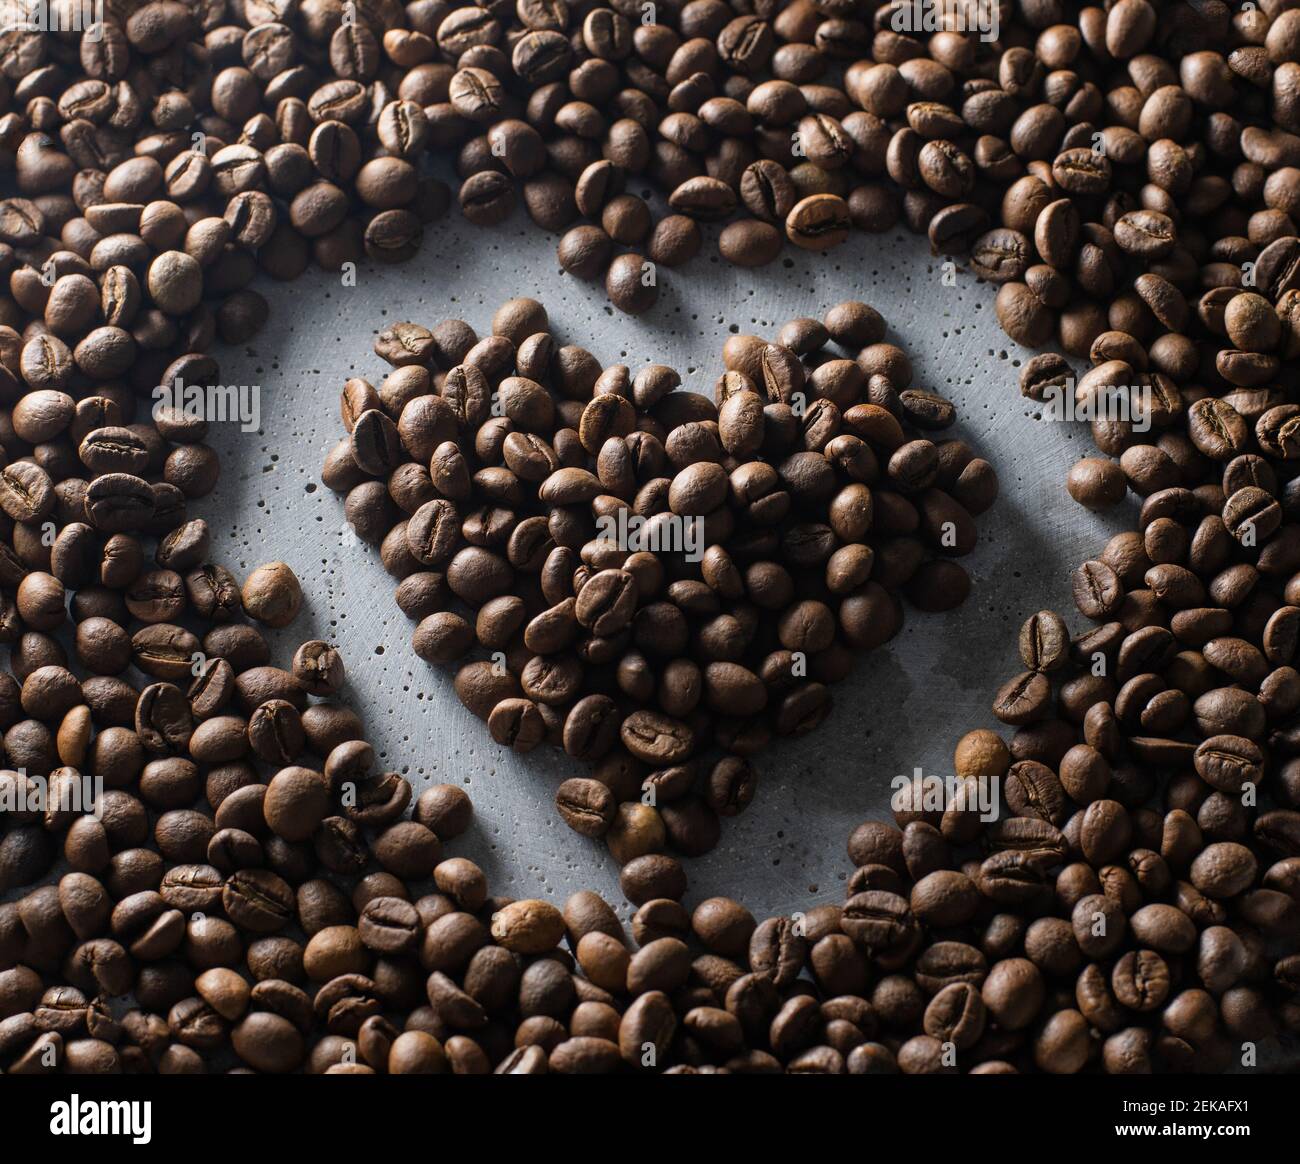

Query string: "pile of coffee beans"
[[8, 0, 1300, 342], [0, 555, 305, 893], [11, 1, 1300, 344], [0, 12, 299, 724], [943, 591, 1300, 1063], [0, 517, 1292, 1074], [1, 1, 454, 302], [322, 295, 994, 861], [3, 1, 1300, 1078], [8, 658, 1296, 1074], [0, 0, 1256, 323], [0, 615, 491, 1074]]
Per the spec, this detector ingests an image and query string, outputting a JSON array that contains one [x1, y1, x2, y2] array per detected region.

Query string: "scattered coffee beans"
[[5, 1, 1300, 1079]]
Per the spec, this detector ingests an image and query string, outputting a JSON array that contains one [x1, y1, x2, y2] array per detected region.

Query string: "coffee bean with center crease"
[[460, 172, 516, 226], [669, 177, 737, 222], [135, 682, 193, 755], [741, 160, 796, 224], [575, 569, 637, 636], [223, 869, 294, 933], [786, 195, 851, 250], [563, 694, 621, 760], [621, 711, 696, 765], [407, 500, 460, 566], [350, 409, 403, 476], [555, 778, 617, 838], [84, 474, 154, 533]]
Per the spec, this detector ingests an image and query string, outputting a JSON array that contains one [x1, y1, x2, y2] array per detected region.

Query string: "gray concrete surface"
[[207, 205, 1132, 924]]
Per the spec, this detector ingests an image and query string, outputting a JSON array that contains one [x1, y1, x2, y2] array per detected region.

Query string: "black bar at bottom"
[[0, 1071, 1287, 1151]]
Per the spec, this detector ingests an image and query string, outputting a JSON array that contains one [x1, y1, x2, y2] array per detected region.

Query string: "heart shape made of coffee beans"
[[323, 295, 997, 863]]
